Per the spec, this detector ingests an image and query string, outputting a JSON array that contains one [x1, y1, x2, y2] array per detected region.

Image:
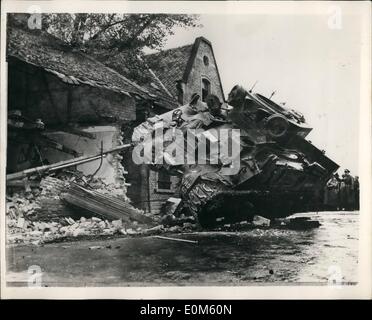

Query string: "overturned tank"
[[132, 85, 339, 228]]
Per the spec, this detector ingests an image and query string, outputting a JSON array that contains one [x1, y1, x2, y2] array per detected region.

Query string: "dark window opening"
[[177, 86, 184, 105], [203, 55, 209, 66], [157, 170, 172, 190], [202, 78, 211, 102]]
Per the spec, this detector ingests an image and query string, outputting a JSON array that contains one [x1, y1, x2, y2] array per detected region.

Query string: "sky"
[[155, 13, 363, 175]]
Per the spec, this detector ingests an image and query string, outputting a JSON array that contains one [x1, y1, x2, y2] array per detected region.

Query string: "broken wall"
[[148, 170, 180, 214], [42, 125, 125, 185], [7, 59, 136, 125], [7, 58, 135, 187], [124, 153, 180, 214]]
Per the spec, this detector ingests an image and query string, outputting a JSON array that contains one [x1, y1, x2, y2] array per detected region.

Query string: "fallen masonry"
[[6, 172, 321, 247], [6, 170, 144, 244], [6, 203, 199, 246], [6, 173, 200, 245], [61, 183, 153, 224]]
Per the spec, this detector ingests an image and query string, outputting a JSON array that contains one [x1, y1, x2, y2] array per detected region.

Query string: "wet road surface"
[[6, 211, 358, 286]]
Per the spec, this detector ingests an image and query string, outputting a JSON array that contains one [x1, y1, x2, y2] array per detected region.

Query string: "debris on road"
[[162, 197, 182, 216], [89, 246, 102, 250], [272, 216, 321, 230], [7, 214, 151, 245], [153, 235, 198, 244], [160, 213, 195, 227], [6, 170, 320, 248], [252, 215, 271, 227]]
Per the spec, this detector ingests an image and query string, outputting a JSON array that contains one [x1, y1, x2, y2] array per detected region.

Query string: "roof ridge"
[[145, 43, 194, 57], [8, 24, 152, 98], [79, 52, 151, 96]]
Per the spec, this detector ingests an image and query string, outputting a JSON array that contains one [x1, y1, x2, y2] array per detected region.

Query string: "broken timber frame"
[[6, 143, 132, 182]]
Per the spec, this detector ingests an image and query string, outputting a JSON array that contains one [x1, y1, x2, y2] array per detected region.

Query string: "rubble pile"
[[6, 171, 140, 245], [7, 184, 154, 246], [6, 173, 199, 246], [59, 173, 130, 200], [6, 193, 42, 221], [7, 213, 198, 246], [109, 129, 129, 198], [6, 182, 319, 246], [7, 215, 143, 246], [88, 177, 129, 199], [33, 176, 75, 221]]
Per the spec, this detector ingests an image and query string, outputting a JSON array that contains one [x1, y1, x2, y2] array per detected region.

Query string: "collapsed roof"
[[7, 21, 178, 111]]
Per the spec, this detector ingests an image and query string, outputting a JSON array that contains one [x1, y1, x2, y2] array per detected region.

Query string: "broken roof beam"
[[6, 143, 132, 182], [45, 127, 97, 139]]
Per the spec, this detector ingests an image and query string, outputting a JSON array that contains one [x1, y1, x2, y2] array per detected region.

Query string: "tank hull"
[[132, 85, 339, 228], [181, 145, 331, 228]]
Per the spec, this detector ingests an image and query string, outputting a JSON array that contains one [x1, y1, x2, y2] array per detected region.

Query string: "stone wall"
[[147, 170, 180, 214], [124, 159, 181, 215]]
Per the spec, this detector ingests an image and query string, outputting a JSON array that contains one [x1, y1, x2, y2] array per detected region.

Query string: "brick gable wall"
[[183, 40, 224, 104]]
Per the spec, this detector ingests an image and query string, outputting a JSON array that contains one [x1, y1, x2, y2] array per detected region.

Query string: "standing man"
[[341, 169, 354, 211], [324, 173, 341, 211], [353, 176, 360, 210]]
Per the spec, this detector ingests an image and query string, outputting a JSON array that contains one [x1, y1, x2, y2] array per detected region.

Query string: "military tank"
[[132, 85, 339, 228]]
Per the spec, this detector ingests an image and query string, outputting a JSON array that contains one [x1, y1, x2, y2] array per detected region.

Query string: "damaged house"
[[146, 36, 225, 105], [125, 36, 226, 213], [6, 18, 174, 204], [6, 17, 225, 216]]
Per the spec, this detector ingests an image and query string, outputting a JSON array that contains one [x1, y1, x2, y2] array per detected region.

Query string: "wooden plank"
[[153, 235, 198, 244], [7, 180, 40, 188], [61, 127, 97, 139], [61, 183, 153, 224]]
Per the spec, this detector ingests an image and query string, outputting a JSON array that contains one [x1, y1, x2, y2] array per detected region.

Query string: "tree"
[[39, 14, 200, 83], [43, 14, 199, 50]]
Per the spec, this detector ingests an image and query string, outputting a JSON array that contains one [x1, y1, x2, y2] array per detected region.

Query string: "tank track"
[[182, 179, 225, 228], [181, 174, 314, 228], [182, 177, 261, 228]]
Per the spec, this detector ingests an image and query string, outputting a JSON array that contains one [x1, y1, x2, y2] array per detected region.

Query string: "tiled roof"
[[7, 23, 177, 110], [92, 49, 178, 109], [145, 44, 194, 98]]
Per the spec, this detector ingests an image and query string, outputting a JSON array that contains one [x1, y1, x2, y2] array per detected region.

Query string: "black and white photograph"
[[0, 1, 371, 299]]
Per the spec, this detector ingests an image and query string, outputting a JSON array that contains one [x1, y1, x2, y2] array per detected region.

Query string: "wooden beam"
[[153, 236, 198, 244]]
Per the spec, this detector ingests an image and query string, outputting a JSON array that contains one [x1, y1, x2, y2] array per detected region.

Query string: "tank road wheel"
[[182, 180, 227, 228], [265, 114, 289, 139]]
